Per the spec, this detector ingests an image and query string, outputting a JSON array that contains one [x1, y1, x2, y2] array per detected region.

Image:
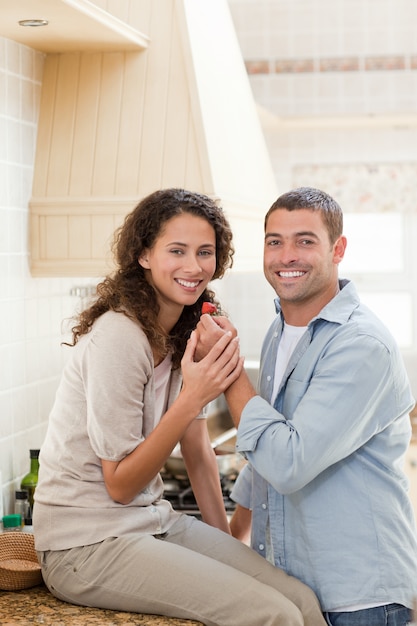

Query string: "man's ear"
[[333, 235, 347, 265]]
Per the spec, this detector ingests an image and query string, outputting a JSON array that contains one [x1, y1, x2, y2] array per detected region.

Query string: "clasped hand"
[[181, 314, 243, 410]]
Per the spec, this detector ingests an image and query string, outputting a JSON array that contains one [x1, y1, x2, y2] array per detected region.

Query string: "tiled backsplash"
[[0, 37, 99, 515]]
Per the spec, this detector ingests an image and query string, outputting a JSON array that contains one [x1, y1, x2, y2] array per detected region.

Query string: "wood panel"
[[114, 52, 147, 195], [69, 53, 102, 196], [31, 55, 58, 197], [91, 52, 125, 195], [46, 54, 80, 196], [161, 6, 192, 189], [29, 0, 277, 276], [137, 0, 176, 196]]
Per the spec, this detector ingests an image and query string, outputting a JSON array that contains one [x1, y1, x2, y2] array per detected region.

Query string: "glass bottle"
[[20, 449, 40, 519], [14, 490, 29, 526]]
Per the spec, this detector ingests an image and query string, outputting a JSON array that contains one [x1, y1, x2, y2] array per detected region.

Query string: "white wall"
[[0, 37, 96, 515]]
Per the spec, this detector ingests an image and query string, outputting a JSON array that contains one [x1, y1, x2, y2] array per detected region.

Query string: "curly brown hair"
[[66, 188, 234, 368]]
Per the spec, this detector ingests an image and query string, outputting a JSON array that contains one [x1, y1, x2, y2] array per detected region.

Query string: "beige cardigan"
[[34, 311, 184, 551]]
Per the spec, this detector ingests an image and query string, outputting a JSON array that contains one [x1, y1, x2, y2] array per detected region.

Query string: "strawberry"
[[201, 302, 218, 316]]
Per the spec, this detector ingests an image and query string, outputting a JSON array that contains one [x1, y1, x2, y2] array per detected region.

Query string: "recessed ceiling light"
[[18, 19, 49, 27]]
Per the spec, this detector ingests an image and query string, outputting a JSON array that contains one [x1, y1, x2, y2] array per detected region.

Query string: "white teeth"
[[177, 279, 199, 288], [279, 271, 305, 278]]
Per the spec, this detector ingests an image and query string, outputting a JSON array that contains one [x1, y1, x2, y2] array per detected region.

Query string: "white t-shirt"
[[271, 322, 307, 403]]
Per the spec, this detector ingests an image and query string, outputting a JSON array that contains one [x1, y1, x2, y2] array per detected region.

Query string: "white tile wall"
[[0, 37, 98, 517]]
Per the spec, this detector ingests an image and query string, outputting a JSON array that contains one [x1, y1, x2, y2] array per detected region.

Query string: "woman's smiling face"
[[139, 212, 216, 313]]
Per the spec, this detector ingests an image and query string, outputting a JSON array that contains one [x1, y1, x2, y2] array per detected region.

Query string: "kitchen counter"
[[0, 584, 203, 626]]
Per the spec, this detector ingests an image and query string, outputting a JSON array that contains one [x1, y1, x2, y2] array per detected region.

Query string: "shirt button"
[[267, 375, 271, 381], [151, 507, 156, 513], [261, 503, 267, 509], [273, 332, 278, 338], [259, 544, 265, 551]]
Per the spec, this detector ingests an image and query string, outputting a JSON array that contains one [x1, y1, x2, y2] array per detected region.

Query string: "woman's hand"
[[181, 328, 244, 412], [194, 314, 238, 362]]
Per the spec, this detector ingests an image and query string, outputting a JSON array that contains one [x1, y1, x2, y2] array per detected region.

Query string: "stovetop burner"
[[162, 472, 237, 517]]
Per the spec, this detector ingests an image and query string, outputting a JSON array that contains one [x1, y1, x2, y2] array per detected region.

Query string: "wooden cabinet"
[[28, 0, 277, 277]]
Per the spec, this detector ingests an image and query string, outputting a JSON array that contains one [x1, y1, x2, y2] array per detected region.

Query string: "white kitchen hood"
[[28, 0, 277, 276]]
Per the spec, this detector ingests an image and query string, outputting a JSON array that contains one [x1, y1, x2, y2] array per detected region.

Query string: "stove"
[[162, 472, 238, 520]]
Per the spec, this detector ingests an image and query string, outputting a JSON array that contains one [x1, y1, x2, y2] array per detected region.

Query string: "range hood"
[[24, 0, 278, 276]]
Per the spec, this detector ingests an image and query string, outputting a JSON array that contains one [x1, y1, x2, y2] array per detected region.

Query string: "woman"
[[34, 188, 326, 626]]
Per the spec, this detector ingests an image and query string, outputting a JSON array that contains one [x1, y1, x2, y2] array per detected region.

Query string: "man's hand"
[[181, 329, 244, 412], [194, 314, 238, 361]]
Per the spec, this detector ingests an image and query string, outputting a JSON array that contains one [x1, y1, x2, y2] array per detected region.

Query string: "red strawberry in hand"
[[201, 302, 218, 316]]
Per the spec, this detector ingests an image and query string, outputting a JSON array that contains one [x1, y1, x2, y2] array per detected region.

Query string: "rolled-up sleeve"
[[230, 462, 252, 508]]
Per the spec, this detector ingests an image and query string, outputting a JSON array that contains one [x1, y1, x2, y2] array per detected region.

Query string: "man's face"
[[263, 208, 346, 321]]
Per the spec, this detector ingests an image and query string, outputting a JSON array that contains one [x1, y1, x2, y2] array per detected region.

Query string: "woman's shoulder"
[[95, 309, 142, 330], [90, 310, 150, 351]]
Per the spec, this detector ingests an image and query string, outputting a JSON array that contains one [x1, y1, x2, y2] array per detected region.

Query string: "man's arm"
[[195, 314, 256, 426], [223, 371, 256, 427]]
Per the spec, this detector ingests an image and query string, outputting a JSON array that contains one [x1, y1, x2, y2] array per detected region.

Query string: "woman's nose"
[[183, 254, 202, 273]]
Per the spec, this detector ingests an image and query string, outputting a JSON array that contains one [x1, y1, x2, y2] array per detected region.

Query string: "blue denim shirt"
[[232, 279, 417, 612]]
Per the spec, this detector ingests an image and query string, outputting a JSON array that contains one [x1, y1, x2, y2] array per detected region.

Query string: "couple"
[[33, 187, 417, 626]]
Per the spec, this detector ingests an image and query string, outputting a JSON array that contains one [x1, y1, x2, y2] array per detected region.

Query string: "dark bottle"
[[14, 490, 29, 526], [20, 449, 40, 519]]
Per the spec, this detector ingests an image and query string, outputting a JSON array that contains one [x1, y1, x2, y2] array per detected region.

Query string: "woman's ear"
[[138, 252, 150, 269]]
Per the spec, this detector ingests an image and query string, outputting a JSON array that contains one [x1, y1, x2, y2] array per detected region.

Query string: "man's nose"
[[278, 243, 299, 264]]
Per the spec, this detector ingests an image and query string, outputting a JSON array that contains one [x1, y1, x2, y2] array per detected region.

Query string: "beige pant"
[[38, 514, 325, 626]]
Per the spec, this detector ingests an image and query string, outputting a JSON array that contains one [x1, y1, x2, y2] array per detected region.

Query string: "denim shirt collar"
[[273, 278, 360, 328]]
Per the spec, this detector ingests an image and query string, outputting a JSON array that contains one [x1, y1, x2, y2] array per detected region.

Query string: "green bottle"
[[20, 449, 40, 520]]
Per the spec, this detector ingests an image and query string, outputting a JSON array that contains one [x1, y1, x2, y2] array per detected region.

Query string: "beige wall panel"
[[126, 0, 152, 33], [91, 53, 125, 195], [114, 52, 147, 195], [137, 1, 174, 196], [69, 54, 102, 196], [68, 215, 91, 258], [174, 2, 213, 193], [160, 11, 191, 189], [89, 0, 152, 33], [31, 56, 58, 197], [90, 0, 107, 11], [105, 0, 130, 23], [91, 214, 117, 259], [30, 213, 40, 264], [184, 115, 206, 193], [46, 55, 80, 197], [44, 216, 69, 259]]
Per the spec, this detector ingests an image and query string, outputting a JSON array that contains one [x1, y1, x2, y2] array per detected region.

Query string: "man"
[[196, 187, 417, 626]]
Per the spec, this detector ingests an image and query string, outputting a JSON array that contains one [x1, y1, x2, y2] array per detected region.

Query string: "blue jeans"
[[324, 604, 412, 626]]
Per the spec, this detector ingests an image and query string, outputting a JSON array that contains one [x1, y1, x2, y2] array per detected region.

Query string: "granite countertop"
[[0, 584, 203, 626]]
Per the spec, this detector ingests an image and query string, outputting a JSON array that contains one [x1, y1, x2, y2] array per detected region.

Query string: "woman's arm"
[[102, 330, 243, 505], [229, 504, 252, 545], [180, 419, 230, 533]]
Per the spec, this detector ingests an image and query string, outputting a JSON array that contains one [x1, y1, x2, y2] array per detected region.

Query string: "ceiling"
[[0, 0, 149, 53]]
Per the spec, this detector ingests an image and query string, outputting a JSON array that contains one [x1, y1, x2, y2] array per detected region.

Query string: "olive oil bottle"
[[20, 449, 40, 522]]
